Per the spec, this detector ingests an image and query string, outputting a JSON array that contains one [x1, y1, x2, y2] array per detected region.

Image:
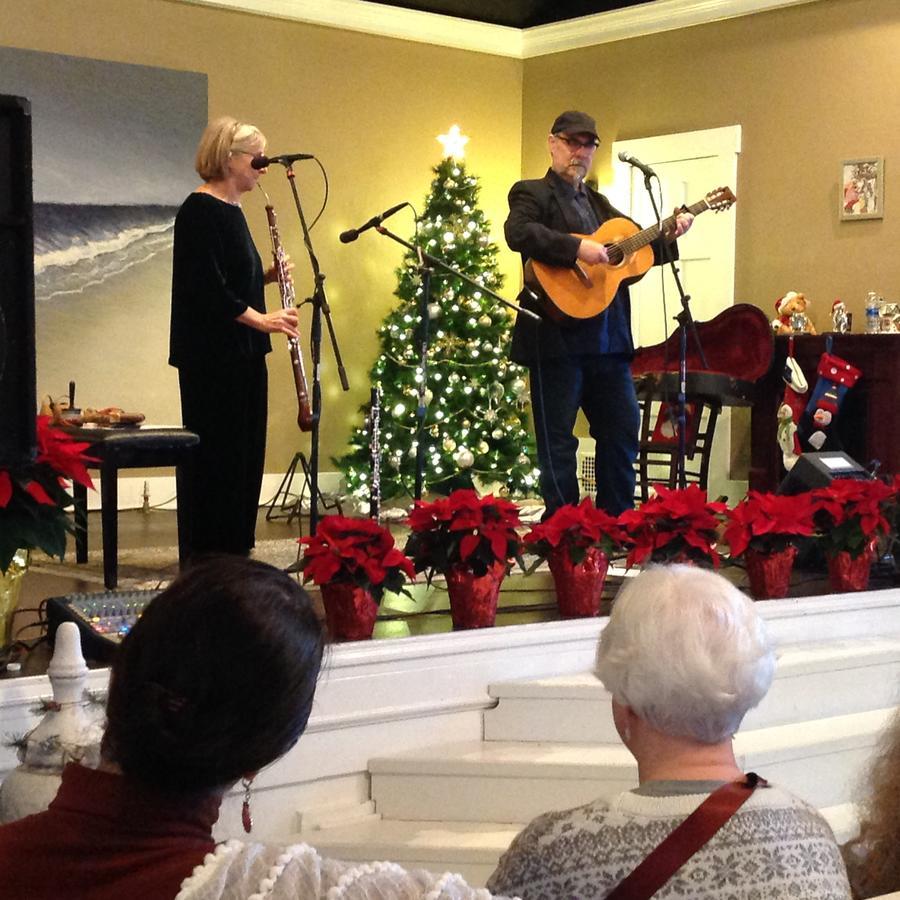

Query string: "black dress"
[[169, 192, 272, 555]]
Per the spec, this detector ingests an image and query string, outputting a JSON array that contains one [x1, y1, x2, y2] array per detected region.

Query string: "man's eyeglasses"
[[554, 134, 600, 150]]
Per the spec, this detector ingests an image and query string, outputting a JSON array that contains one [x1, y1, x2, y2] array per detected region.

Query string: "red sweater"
[[0, 764, 219, 899]]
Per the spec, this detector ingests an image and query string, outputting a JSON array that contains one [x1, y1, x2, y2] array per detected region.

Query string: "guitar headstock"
[[706, 187, 736, 211]]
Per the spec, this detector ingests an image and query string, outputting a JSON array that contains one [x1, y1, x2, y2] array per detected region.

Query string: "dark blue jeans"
[[529, 354, 639, 517]]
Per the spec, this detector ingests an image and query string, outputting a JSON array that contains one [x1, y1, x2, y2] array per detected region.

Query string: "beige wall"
[[0, 0, 522, 472], [5, 0, 899, 480], [521, 0, 900, 472], [522, 0, 900, 328]]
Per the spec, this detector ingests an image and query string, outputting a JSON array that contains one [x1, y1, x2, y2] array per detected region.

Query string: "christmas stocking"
[[797, 342, 861, 452], [777, 343, 807, 470]]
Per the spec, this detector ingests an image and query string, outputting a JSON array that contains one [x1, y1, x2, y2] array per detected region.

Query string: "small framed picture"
[[840, 157, 884, 220]]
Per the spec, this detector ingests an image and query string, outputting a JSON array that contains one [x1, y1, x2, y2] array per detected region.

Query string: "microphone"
[[251, 152, 314, 169], [617, 151, 656, 178], [339, 202, 409, 244]]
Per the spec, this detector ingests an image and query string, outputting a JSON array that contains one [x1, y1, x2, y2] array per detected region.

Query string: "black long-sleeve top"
[[168, 192, 271, 370]]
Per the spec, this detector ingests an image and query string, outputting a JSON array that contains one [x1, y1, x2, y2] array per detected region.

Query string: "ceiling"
[[363, 0, 652, 29]]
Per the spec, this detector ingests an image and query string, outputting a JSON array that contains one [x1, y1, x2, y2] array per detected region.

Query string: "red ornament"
[[241, 798, 253, 834], [745, 545, 797, 599], [320, 582, 379, 642], [445, 561, 506, 629], [548, 545, 608, 618]]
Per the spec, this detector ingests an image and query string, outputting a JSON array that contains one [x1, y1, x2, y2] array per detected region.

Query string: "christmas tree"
[[335, 126, 539, 505]]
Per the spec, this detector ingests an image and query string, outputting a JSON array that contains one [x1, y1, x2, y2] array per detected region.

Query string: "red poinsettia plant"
[[723, 490, 817, 559], [524, 498, 628, 566], [618, 484, 727, 569], [405, 489, 522, 580], [298, 515, 415, 602], [810, 478, 895, 559], [0, 416, 95, 573]]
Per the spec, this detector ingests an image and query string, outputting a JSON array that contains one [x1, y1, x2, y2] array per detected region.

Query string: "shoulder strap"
[[604, 772, 767, 900]]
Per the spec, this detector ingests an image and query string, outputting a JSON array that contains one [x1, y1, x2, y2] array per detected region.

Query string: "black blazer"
[[504, 170, 672, 365]]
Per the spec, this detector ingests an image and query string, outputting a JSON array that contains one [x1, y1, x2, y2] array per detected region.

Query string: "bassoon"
[[260, 191, 313, 431]]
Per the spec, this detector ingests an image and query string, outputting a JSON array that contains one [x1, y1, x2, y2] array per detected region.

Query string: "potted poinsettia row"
[[297, 479, 900, 642]]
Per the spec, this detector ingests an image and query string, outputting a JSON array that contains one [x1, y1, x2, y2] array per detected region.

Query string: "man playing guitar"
[[505, 110, 693, 518]]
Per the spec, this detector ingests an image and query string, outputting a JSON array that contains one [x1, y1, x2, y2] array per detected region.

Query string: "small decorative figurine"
[[772, 291, 817, 335], [831, 299, 850, 334]]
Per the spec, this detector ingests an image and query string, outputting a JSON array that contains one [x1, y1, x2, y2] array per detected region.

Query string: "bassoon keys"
[[261, 197, 313, 431]]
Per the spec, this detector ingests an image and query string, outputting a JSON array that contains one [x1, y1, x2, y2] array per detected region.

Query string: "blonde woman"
[[169, 117, 298, 556]]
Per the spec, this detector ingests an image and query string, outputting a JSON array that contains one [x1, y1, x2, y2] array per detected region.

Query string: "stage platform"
[[2, 584, 899, 886]]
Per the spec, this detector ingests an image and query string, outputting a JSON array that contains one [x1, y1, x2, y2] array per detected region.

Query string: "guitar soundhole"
[[606, 244, 624, 266]]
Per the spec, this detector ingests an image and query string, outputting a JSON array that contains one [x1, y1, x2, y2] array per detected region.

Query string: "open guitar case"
[[629, 303, 774, 501]]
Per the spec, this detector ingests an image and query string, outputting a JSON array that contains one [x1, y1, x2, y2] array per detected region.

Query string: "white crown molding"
[[175, 0, 523, 57], [174, 0, 823, 58], [521, 0, 823, 58]]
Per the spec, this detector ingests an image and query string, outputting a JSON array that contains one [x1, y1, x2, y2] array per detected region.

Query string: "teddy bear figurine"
[[771, 291, 817, 335]]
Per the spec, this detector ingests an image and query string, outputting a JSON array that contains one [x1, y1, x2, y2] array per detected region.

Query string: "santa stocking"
[[797, 339, 861, 451]]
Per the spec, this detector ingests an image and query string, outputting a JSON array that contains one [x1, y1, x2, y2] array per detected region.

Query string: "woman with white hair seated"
[[487, 564, 852, 899]]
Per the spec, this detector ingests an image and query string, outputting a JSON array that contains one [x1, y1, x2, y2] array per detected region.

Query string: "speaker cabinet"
[[777, 451, 868, 495], [0, 94, 36, 466]]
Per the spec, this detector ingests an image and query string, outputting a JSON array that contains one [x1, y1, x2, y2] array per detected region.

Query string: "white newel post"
[[0, 622, 104, 822]]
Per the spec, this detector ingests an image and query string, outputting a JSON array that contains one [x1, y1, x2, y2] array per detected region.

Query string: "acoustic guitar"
[[526, 186, 736, 321]]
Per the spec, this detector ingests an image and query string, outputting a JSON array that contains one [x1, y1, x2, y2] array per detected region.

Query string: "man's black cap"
[[551, 110, 598, 139]]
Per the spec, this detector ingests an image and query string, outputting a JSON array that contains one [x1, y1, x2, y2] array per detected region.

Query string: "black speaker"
[[777, 451, 869, 495], [0, 94, 36, 467]]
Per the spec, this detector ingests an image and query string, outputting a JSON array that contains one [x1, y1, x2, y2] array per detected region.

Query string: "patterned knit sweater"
[[486, 781, 852, 900]]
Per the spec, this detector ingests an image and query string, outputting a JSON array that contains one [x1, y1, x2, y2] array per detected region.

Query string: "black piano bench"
[[71, 427, 200, 589]]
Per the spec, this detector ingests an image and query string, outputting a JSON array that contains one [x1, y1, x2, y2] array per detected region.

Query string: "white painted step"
[[369, 707, 892, 823], [300, 818, 523, 887], [486, 635, 900, 743]]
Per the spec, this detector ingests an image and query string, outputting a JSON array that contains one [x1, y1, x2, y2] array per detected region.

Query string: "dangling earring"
[[241, 776, 253, 834]]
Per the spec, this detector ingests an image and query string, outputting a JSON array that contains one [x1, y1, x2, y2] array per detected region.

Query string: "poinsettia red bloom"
[[405, 489, 522, 579], [298, 515, 414, 602], [0, 471, 12, 509], [618, 484, 727, 568], [723, 491, 817, 559], [810, 479, 895, 559], [35, 416, 95, 490], [524, 498, 627, 564]]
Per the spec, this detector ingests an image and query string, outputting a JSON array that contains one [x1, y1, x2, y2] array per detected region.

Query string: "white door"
[[609, 125, 742, 499]]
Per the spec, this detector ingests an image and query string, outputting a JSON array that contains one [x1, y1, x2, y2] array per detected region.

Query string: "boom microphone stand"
[[639, 171, 708, 489], [280, 162, 350, 535], [356, 222, 539, 500]]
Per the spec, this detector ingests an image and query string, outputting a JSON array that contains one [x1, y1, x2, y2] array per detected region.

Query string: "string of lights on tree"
[[335, 125, 540, 503]]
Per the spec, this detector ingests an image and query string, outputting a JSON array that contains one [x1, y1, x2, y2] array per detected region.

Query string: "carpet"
[[29, 538, 303, 590]]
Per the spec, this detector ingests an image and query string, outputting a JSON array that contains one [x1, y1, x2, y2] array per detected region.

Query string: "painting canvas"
[[840, 157, 884, 221], [0, 47, 206, 423]]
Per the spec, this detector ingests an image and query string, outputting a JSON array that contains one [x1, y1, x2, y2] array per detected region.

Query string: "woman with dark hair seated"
[[842, 708, 900, 898], [487, 565, 852, 900], [0, 558, 505, 899]]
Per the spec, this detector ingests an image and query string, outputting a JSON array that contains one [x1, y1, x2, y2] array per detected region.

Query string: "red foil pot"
[[445, 561, 506, 630], [320, 582, 379, 641], [827, 544, 875, 593], [548, 545, 609, 618], [745, 545, 797, 600]]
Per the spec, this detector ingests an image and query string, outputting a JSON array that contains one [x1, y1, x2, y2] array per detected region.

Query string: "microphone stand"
[[372, 224, 539, 500], [281, 163, 350, 535], [640, 172, 708, 489]]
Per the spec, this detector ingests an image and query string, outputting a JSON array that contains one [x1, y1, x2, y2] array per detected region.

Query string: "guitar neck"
[[614, 197, 711, 255]]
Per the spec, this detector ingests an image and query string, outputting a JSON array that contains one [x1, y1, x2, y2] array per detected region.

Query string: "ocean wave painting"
[[34, 203, 179, 302], [1, 46, 207, 423]]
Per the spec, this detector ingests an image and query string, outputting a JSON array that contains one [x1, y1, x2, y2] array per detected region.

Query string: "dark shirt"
[[0, 763, 219, 899], [506, 170, 662, 364], [169, 191, 271, 370]]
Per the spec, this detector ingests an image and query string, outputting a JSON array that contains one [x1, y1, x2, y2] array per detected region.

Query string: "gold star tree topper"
[[437, 124, 469, 160]]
